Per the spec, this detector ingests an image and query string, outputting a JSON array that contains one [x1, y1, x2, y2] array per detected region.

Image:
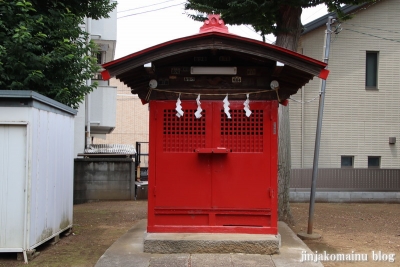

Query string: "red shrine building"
[[102, 15, 327, 236]]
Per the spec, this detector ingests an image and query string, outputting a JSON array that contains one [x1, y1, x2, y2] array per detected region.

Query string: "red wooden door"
[[148, 100, 278, 234]]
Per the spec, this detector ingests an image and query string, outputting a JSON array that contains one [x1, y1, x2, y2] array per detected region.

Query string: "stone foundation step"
[[144, 232, 280, 254]]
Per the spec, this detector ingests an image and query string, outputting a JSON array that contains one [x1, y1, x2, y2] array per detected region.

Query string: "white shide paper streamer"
[[195, 94, 202, 119], [175, 94, 184, 118], [243, 93, 252, 117], [223, 94, 231, 119]]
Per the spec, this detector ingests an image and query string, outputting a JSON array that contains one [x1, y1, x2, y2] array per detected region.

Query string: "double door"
[[148, 100, 278, 234]]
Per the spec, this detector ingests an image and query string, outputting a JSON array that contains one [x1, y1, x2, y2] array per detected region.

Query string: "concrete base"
[[144, 232, 280, 255], [297, 231, 321, 240], [95, 220, 324, 267]]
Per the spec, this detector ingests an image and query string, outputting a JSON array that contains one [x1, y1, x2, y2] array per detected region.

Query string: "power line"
[[302, 5, 326, 23], [344, 28, 400, 43], [118, 2, 185, 19], [244, 25, 275, 43], [234, 25, 261, 41], [290, 95, 319, 104], [118, 0, 176, 13], [346, 23, 400, 35]]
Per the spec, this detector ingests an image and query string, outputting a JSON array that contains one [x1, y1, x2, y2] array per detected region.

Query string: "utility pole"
[[298, 15, 334, 240]]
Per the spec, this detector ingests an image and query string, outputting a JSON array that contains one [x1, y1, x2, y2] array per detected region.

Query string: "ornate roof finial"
[[199, 14, 229, 34]]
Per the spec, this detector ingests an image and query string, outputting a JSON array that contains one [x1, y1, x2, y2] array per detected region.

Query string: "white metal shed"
[[0, 90, 77, 262]]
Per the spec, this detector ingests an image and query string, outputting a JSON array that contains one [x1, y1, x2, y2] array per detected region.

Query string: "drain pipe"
[[85, 17, 92, 149]]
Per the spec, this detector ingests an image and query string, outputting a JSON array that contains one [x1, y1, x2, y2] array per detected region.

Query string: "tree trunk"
[[275, 5, 302, 226], [275, 6, 302, 51]]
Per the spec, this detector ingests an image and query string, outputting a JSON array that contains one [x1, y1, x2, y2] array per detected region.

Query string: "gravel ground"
[[0, 201, 399, 267]]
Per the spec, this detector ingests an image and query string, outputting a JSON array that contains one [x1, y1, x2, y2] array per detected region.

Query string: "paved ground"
[[95, 220, 323, 267]]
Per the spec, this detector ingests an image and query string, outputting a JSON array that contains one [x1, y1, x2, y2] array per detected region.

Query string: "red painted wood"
[[199, 14, 229, 34], [101, 70, 110, 80], [195, 148, 231, 153], [147, 225, 278, 234], [319, 68, 330, 80], [148, 100, 278, 234]]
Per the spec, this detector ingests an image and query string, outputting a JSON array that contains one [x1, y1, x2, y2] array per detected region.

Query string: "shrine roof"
[[101, 14, 328, 102]]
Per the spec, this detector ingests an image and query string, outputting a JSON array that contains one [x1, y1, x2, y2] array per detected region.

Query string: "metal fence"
[[291, 169, 400, 191]]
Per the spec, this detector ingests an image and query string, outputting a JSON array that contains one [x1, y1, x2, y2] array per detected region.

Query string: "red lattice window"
[[220, 109, 264, 152], [163, 109, 206, 152]]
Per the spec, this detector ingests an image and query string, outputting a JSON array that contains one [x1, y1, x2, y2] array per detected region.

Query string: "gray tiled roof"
[[302, 4, 368, 35]]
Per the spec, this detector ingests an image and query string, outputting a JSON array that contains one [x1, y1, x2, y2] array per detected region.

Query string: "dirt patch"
[[0, 200, 148, 267], [290, 203, 400, 267], [0, 201, 399, 267]]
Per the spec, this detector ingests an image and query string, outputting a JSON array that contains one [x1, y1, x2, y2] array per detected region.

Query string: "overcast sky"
[[114, 0, 328, 59]]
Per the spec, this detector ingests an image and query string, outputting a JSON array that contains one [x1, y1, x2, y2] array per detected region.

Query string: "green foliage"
[[0, 0, 117, 108], [185, 0, 374, 37], [31, 0, 117, 20]]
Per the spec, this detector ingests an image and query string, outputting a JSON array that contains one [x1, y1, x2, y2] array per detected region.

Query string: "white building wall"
[[74, 1, 117, 156], [89, 85, 117, 134], [291, 0, 400, 168], [93, 78, 150, 146], [91, 6, 117, 41], [74, 102, 86, 156]]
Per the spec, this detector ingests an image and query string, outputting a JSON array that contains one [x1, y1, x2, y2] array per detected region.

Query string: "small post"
[[298, 16, 334, 240]]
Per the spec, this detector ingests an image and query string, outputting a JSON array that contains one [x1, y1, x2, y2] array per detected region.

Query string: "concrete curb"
[[144, 232, 280, 254]]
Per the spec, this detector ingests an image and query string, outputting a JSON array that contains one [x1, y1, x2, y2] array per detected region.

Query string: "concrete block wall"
[[290, 191, 400, 203], [74, 158, 135, 204]]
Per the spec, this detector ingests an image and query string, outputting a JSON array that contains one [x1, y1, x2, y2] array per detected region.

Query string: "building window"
[[341, 156, 354, 168], [96, 51, 105, 65], [368, 156, 380, 168], [92, 51, 106, 80], [365, 51, 378, 89]]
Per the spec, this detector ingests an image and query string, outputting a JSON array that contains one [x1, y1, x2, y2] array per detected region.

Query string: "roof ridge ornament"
[[199, 14, 229, 34]]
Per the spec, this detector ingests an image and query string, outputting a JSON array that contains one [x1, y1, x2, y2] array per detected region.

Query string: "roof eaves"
[[102, 31, 327, 78], [302, 4, 368, 35]]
